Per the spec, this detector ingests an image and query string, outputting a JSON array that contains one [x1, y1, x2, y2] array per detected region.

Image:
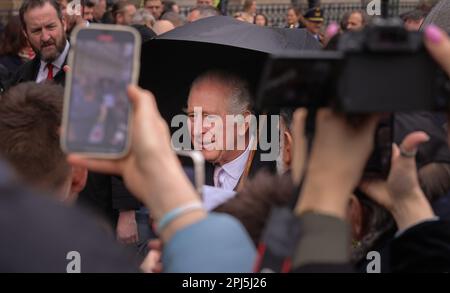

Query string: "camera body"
[[257, 18, 450, 113], [336, 18, 448, 112], [256, 18, 450, 179]]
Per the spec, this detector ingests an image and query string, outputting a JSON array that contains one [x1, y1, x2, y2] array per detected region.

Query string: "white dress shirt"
[[202, 185, 237, 211], [36, 41, 70, 83], [213, 137, 254, 191]]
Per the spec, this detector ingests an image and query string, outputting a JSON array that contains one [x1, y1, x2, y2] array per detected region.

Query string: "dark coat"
[[0, 63, 8, 94], [6, 54, 66, 90], [78, 174, 142, 228], [0, 161, 138, 273], [0, 54, 23, 74], [390, 220, 450, 273], [292, 219, 450, 273]]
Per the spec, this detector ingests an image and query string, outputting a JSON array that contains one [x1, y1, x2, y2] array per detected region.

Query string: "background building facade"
[[0, 0, 424, 28]]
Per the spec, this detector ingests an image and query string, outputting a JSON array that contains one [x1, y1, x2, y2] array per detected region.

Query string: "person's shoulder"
[[391, 220, 450, 272], [15, 57, 39, 72], [397, 220, 450, 239], [0, 177, 139, 272], [0, 63, 8, 81], [8, 57, 40, 87], [131, 24, 156, 43]]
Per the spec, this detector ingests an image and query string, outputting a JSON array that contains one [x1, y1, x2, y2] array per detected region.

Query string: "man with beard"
[[8, 0, 69, 87], [9, 0, 146, 253]]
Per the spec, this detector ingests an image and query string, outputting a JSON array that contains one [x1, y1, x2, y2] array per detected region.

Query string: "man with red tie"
[[7, 0, 69, 88]]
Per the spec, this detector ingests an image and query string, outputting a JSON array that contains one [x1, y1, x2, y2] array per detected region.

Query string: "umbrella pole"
[[219, 0, 229, 16]]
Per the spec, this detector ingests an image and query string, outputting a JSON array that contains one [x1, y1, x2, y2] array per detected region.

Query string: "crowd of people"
[[1, 0, 450, 273]]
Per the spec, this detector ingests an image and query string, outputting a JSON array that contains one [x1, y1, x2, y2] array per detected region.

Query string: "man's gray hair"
[[132, 8, 155, 26], [190, 5, 220, 19], [191, 70, 252, 114], [350, 9, 371, 25], [89, 0, 104, 5]]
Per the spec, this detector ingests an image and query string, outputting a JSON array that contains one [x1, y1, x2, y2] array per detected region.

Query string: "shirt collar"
[[40, 40, 70, 70], [220, 136, 255, 180]]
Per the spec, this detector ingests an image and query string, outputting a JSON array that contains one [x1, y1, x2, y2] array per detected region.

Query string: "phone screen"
[[63, 27, 139, 156]]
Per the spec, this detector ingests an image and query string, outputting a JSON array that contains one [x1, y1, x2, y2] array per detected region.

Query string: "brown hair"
[[243, 0, 255, 11], [0, 82, 70, 190], [419, 162, 450, 202], [287, 6, 306, 26], [112, 0, 134, 19], [19, 0, 63, 31], [214, 172, 294, 245], [0, 16, 28, 56]]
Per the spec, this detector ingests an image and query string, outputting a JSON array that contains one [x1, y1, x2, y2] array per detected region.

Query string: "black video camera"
[[257, 18, 450, 179], [257, 18, 450, 113]]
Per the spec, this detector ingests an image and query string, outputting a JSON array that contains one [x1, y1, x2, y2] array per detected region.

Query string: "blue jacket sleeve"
[[162, 213, 256, 273]]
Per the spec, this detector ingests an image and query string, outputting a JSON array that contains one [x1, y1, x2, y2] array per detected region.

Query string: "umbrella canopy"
[[139, 16, 321, 123], [421, 0, 450, 32], [154, 15, 320, 53]]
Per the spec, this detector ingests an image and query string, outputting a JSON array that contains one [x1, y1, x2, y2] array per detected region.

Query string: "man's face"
[[145, 0, 163, 19], [255, 15, 266, 26], [117, 4, 136, 25], [187, 9, 201, 22], [287, 9, 298, 26], [405, 18, 424, 31], [197, 0, 213, 6], [347, 12, 364, 31], [123, 4, 136, 25], [83, 6, 94, 22], [172, 4, 180, 14], [23, 2, 67, 63], [187, 80, 239, 165], [59, 0, 68, 17], [307, 21, 323, 35], [94, 0, 106, 20], [249, 1, 257, 14]]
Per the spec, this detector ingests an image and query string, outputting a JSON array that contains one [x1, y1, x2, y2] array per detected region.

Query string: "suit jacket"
[[0, 64, 7, 94], [0, 54, 23, 74], [6, 54, 67, 89], [78, 173, 142, 228]]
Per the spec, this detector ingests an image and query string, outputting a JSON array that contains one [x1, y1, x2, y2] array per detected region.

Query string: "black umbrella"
[[139, 16, 321, 123], [421, 0, 450, 32]]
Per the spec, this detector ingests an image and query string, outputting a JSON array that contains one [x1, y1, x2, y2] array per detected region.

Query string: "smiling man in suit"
[[186, 70, 275, 198]]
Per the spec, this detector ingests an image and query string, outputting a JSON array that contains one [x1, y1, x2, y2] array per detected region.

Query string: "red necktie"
[[46, 63, 54, 81]]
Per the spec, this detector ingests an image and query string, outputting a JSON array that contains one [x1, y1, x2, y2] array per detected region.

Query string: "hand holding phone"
[[176, 150, 205, 195]]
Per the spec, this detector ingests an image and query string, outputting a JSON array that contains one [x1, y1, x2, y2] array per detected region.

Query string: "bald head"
[[153, 19, 175, 35]]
